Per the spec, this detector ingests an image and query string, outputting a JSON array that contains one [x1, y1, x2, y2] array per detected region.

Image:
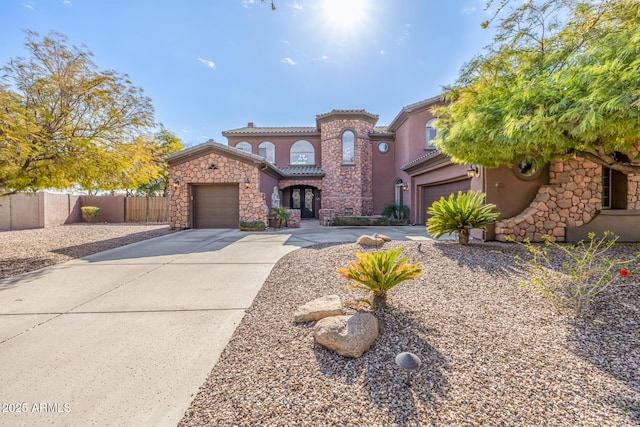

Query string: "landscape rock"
[[314, 312, 379, 358], [356, 235, 385, 247], [293, 295, 343, 323]]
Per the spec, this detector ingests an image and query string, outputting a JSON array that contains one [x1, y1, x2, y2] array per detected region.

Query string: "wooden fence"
[[125, 197, 168, 223]]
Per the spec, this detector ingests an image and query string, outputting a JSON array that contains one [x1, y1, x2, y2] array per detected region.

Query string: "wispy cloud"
[[242, 0, 255, 8], [398, 23, 410, 44], [23, 1, 34, 9], [197, 58, 216, 69], [63, 0, 72, 6], [182, 130, 189, 134], [462, 6, 477, 14], [281, 57, 296, 65], [379, 50, 385, 55], [321, 55, 328, 60], [291, 1, 302, 10]]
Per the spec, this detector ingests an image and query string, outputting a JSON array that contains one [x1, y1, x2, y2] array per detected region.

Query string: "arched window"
[[235, 141, 252, 153], [258, 141, 275, 163], [342, 130, 355, 164], [290, 140, 315, 165], [426, 119, 437, 148]]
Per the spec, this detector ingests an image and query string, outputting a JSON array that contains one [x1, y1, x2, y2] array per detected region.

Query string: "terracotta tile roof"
[[372, 126, 389, 133], [400, 149, 442, 170], [315, 109, 379, 121], [167, 140, 281, 176], [277, 165, 326, 177], [222, 126, 319, 135], [387, 95, 444, 131]]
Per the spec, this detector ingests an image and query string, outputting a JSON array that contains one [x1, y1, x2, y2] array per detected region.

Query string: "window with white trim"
[[258, 141, 275, 163], [342, 130, 355, 164], [235, 141, 252, 153], [425, 119, 437, 148], [290, 140, 315, 165]]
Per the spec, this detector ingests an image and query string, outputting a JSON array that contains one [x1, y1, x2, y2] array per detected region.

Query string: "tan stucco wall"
[[372, 139, 395, 215], [226, 135, 322, 167]]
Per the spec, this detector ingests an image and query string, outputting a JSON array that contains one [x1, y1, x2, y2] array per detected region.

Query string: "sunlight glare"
[[321, 0, 370, 36]]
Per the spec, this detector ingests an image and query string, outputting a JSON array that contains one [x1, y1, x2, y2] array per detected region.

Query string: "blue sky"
[[0, 0, 496, 147]]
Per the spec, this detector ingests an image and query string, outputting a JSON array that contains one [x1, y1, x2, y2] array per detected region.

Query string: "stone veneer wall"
[[496, 157, 640, 242], [495, 157, 602, 242], [169, 152, 268, 229], [278, 179, 323, 190], [629, 173, 640, 209], [319, 119, 374, 216]]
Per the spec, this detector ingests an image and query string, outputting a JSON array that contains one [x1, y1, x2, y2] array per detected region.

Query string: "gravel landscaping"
[[0, 224, 172, 280], [180, 240, 640, 427]]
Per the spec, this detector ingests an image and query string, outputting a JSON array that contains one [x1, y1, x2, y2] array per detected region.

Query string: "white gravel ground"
[[180, 240, 640, 427], [0, 223, 172, 279]]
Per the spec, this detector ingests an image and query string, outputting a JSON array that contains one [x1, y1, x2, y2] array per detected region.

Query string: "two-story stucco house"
[[168, 96, 640, 242]]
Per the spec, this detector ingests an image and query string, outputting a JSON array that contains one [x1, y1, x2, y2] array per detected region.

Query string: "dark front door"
[[291, 186, 315, 219]]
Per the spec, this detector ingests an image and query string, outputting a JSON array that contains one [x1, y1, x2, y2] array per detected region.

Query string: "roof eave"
[[401, 151, 450, 174], [167, 140, 283, 177], [222, 130, 321, 138], [387, 95, 444, 132]]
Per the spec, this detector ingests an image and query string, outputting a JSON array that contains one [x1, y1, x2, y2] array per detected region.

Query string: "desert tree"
[[433, 0, 640, 174], [0, 31, 156, 195]]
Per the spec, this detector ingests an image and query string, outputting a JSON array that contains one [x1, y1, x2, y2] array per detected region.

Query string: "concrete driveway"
[[0, 223, 430, 427]]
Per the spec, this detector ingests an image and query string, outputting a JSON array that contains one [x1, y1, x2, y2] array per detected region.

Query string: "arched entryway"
[[290, 185, 316, 219]]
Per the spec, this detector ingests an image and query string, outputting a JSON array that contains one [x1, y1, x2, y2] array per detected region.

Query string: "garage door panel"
[[193, 185, 239, 228], [422, 179, 471, 224]]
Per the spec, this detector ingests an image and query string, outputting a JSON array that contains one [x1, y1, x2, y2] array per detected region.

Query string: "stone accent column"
[[319, 119, 374, 216], [628, 173, 640, 209]]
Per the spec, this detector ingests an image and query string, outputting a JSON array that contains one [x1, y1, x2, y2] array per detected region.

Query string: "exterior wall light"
[[172, 178, 181, 188], [467, 165, 480, 178], [245, 178, 251, 188], [401, 182, 408, 191]]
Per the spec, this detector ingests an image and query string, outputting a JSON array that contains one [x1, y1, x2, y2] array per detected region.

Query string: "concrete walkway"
[[0, 223, 431, 427]]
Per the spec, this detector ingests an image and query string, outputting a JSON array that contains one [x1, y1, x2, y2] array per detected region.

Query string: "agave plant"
[[337, 247, 423, 310], [426, 190, 500, 244]]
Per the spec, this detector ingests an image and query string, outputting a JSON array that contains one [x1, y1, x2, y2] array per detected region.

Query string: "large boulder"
[[294, 295, 344, 323], [314, 313, 379, 358], [356, 235, 385, 247]]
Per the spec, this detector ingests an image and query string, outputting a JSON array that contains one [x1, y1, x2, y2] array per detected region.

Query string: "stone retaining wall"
[[496, 157, 640, 242]]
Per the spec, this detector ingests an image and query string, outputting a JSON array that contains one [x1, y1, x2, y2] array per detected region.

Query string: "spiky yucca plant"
[[426, 190, 500, 244], [337, 247, 423, 310]]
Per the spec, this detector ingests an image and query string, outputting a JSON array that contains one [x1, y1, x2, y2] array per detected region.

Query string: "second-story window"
[[258, 141, 275, 163], [342, 130, 355, 164], [426, 119, 437, 149], [290, 140, 315, 165], [235, 141, 252, 153]]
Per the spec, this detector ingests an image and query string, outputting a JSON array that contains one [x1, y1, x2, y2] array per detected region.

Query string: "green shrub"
[[381, 202, 410, 221], [426, 190, 500, 244], [81, 206, 100, 223], [374, 217, 408, 226], [332, 216, 375, 226], [512, 231, 639, 317], [239, 221, 266, 231], [337, 247, 423, 310]]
